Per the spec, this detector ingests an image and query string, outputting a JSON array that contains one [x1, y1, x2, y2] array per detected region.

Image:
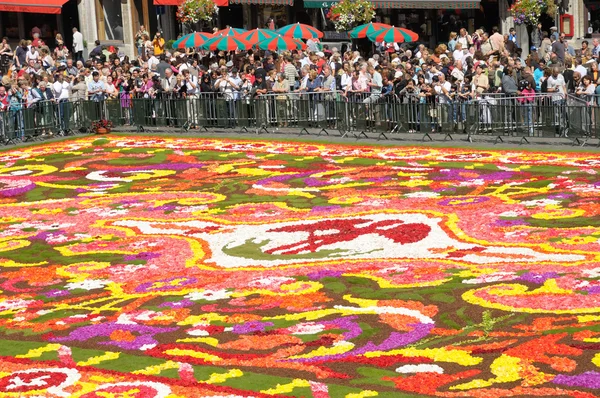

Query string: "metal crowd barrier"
[[0, 92, 598, 147]]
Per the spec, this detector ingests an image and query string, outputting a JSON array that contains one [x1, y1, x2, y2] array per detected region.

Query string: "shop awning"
[[0, 0, 69, 14], [305, 0, 479, 8], [230, 0, 292, 5], [154, 0, 228, 5]]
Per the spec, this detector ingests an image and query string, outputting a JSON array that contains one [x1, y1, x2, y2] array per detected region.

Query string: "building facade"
[[0, 0, 591, 59]]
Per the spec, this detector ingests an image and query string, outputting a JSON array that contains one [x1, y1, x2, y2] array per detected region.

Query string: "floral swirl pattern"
[[0, 136, 598, 397]]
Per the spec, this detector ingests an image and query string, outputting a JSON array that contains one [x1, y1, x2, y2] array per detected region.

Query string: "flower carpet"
[[0, 136, 599, 397]]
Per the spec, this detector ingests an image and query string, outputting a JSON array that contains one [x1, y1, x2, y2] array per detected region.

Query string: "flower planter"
[[96, 128, 110, 135]]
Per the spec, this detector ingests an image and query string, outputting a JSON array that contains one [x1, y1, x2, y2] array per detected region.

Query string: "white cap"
[[316, 51, 324, 57]]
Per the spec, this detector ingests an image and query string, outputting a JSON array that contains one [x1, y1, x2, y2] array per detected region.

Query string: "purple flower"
[[554, 371, 600, 389], [51, 322, 178, 350], [307, 270, 343, 280], [124, 252, 161, 261], [519, 272, 559, 284]]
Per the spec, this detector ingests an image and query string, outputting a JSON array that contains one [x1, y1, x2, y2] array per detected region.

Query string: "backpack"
[[540, 78, 548, 93], [517, 78, 529, 91]]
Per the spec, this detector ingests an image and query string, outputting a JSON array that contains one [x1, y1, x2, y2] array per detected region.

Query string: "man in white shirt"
[[181, 69, 198, 127], [72, 27, 84, 63], [451, 59, 465, 82], [161, 68, 176, 94], [546, 67, 567, 135], [433, 74, 452, 132], [53, 73, 72, 133], [547, 67, 566, 101], [147, 52, 159, 72], [574, 59, 588, 81]]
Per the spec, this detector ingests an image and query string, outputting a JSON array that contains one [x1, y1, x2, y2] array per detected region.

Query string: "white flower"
[[396, 364, 444, 374], [65, 280, 108, 291], [185, 289, 232, 301], [247, 277, 295, 288], [462, 272, 516, 284], [499, 210, 525, 217], [286, 322, 326, 335], [0, 299, 36, 311], [520, 199, 561, 207], [405, 192, 440, 198], [583, 268, 600, 278]]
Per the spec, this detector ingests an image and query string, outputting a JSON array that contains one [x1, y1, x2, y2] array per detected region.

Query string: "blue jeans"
[[57, 99, 70, 131]]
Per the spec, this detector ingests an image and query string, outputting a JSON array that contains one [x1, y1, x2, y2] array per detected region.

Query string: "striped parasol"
[[200, 35, 251, 51], [277, 23, 323, 40], [348, 22, 391, 39], [367, 26, 418, 43], [256, 36, 307, 51], [172, 32, 213, 49], [213, 27, 247, 37], [239, 28, 278, 45]]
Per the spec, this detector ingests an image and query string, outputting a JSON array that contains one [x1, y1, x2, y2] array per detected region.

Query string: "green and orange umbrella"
[[213, 27, 247, 37], [256, 35, 306, 51], [367, 26, 418, 43], [200, 35, 251, 51], [349, 22, 391, 39], [239, 28, 278, 45], [277, 23, 323, 40], [172, 32, 213, 49]]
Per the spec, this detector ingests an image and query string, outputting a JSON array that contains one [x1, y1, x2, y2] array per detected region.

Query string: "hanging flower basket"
[[510, 0, 556, 26], [327, 0, 375, 33], [176, 0, 218, 26]]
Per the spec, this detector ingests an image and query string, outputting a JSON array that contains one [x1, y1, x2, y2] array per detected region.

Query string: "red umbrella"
[[277, 23, 323, 40], [201, 35, 251, 51], [256, 36, 307, 51], [349, 22, 391, 39], [213, 27, 247, 37], [172, 32, 213, 49], [239, 28, 278, 45], [367, 26, 418, 43]]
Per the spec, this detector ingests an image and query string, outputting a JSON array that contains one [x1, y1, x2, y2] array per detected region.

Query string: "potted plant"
[[91, 119, 114, 134], [510, 0, 556, 26], [327, 0, 375, 33], [177, 0, 218, 31]]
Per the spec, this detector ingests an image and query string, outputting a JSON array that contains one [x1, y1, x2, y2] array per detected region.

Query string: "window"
[[1, 12, 19, 39], [96, 0, 124, 41]]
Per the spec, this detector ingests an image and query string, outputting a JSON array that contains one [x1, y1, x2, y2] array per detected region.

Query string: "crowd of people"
[[0, 23, 598, 137]]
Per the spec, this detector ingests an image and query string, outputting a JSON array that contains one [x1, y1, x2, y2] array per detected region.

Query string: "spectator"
[[531, 23, 543, 49], [152, 32, 165, 56], [72, 28, 84, 63], [88, 71, 106, 101], [551, 33, 566, 64], [136, 25, 149, 57]]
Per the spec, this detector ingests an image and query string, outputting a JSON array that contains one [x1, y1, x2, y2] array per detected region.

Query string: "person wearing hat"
[[550, 26, 559, 41]]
